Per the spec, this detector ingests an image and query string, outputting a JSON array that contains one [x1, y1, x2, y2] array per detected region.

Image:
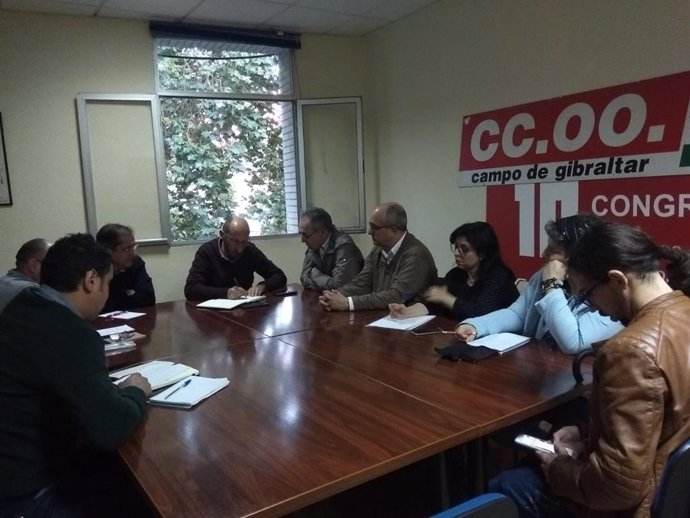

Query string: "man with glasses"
[[96, 223, 155, 313], [299, 208, 364, 291], [319, 202, 437, 311], [185, 216, 286, 301]]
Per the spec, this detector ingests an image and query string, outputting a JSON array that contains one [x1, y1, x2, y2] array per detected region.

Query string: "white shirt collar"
[[382, 231, 406, 260]]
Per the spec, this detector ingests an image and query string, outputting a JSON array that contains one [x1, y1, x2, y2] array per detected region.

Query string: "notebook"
[[110, 360, 199, 391], [366, 315, 435, 331], [196, 296, 266, 310], [149, 377, 229, 409], [468, 332, 530, 353]]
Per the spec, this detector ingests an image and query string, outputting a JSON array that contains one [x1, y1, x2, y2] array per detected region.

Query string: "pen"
[[165, 378, 192, 399]]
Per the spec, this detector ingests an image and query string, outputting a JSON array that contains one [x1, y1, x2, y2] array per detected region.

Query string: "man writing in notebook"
[[0, 233, 151, 517], [319, 202, 437, 311], [185, 215, 287, 301]]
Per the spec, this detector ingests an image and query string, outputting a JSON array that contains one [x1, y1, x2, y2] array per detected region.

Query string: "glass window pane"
[[157, 43, 291, 95], [161, 97, 294, 240]]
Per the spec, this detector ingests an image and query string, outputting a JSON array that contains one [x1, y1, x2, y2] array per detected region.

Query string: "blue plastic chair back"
[[651, 438, 690, 518], [431, 493, 518, 518]]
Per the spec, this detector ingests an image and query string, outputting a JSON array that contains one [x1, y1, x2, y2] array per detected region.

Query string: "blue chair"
[[431, 493, 518, 518], [651, 438, 690, 518]]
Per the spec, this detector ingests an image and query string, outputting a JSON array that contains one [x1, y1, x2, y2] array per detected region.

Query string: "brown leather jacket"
[[547, 291, 690, 518]]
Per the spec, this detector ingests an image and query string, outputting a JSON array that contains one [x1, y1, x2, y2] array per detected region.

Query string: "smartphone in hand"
[[514, 434, 556, 454]]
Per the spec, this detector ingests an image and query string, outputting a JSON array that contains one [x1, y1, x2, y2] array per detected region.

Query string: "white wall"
[[0, 12, 371, 302], [365, 0, 690, 273]]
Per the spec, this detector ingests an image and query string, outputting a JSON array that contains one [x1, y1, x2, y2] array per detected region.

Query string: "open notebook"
[[110, 360, 199, 391], [197, 296, 266, 310], [149, 377, 229, 409]]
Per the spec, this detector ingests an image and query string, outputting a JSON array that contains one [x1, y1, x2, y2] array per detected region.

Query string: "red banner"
[[459, 72, 690, 187]]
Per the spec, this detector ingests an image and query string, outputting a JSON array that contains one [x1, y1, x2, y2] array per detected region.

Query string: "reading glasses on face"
[[574, 278, 607, 308], [450, 243, 473, 255], [368, 223, 392, 232]]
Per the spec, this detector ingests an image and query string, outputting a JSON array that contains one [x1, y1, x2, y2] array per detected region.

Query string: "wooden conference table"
[[103, 287, 588, 518]]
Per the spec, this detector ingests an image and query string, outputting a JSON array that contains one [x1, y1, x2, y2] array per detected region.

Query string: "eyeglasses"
[[574, 278, 607, 308], [450, 243, 474, 255], [117, 243, 138, 254], [299, 230, 316, 239], [368, 223, 392, 232]]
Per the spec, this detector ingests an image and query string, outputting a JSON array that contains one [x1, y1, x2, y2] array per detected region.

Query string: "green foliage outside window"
[[157, 44, 291, 240]]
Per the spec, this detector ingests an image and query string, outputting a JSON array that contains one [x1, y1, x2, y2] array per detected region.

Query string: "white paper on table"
[[468, 332, 530, 353], [97, 325, 135, 337], [99, 311, 146, 320], [110, 360, 200, 391], [196, 296, 265, 310], [366, 315, 435, 331]]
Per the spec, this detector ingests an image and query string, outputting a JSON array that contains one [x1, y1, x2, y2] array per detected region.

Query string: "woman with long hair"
[[390, 221, 518, 320]]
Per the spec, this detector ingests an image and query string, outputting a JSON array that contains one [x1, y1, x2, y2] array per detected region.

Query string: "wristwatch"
[[540, 277, 564, 292]]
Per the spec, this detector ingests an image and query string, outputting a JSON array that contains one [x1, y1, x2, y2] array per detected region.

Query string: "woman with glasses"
[[490, 221, 690, 518], [389, 221, 519, 320], [455, 214, 622, 354]]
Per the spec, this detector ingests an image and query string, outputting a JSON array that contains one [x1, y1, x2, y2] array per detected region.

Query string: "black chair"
[[651, 438, 690, 518], [431, 493, 518, 518]]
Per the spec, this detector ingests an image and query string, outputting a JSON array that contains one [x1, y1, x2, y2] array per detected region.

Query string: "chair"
[[431, 493, 518, 518], [651, 438, 690, 518], [514, 278, 528, 295]]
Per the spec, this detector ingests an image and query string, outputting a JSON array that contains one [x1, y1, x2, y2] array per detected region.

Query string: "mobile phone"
[[514, 434, 556, 454], [275, 288, 298, 297]]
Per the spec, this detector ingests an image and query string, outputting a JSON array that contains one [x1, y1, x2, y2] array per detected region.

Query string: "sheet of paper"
[[468, 332, 530, 353], [366, 315, 435, 331], [196, 296, 265, 310], [99, 311, 146, 320], [97, 324, 135, 337], [110, 360, 199, 390]]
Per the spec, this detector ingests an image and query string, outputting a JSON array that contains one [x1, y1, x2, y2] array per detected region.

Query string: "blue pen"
[[164, 378, 192, 399]]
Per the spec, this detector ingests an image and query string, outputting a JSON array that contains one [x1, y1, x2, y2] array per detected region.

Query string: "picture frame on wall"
[[0, 113, 12, 206]]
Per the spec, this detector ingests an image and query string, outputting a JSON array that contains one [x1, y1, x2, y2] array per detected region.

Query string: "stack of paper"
[[366, 315, 436, 331], [468, 333, 530, 354], [197, 296, 265, 310], [110, 360, 200, 390], [149, 377, 230, 408]]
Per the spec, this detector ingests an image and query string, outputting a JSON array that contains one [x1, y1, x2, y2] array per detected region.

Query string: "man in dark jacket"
[[299, 207, 363, 290], [96, 223, 155, 312], [184, 216, 287, 301], [0, 233, 151, 517]]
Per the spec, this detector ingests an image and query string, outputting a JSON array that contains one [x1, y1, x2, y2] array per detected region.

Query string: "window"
[[156, 38, 297, 241]]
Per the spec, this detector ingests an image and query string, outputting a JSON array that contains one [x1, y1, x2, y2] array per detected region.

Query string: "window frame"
[[296, 97, 366, 234], [154, 39, 298, 244]]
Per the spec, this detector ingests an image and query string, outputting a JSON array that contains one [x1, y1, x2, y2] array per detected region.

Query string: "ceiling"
[[0, 0, 440, 36]]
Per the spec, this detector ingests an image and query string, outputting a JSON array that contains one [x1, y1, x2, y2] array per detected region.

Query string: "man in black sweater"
[[96, 223, 156, 313], [184, 215, 287, 301], [0, 233, 151, 517]]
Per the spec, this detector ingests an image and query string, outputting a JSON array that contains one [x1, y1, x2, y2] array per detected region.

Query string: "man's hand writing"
[[227, 286, 248, 299]]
